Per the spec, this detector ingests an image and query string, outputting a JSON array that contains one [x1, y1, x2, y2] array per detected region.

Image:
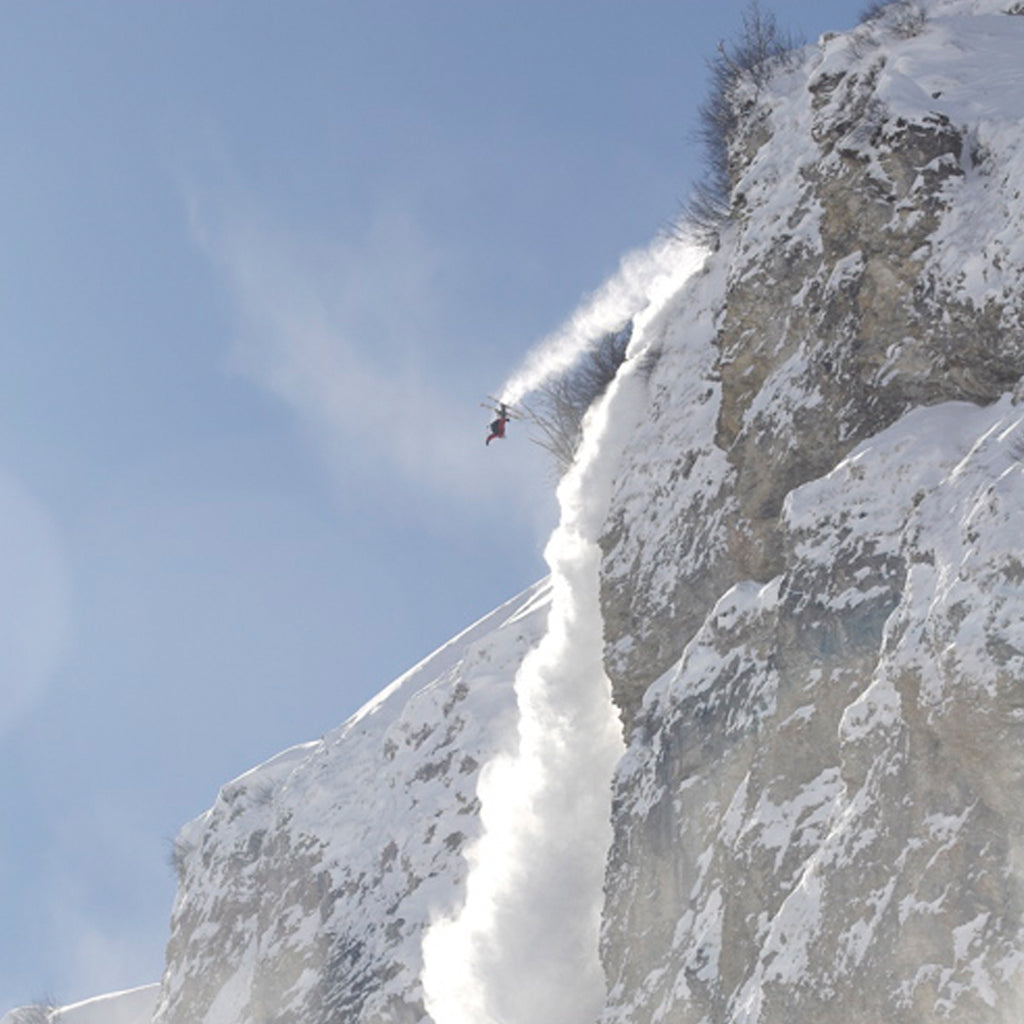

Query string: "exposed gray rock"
[[598, 5, 1024, 1022], [601, 398, 1024, 1023], [600, 0, 1024, 727]]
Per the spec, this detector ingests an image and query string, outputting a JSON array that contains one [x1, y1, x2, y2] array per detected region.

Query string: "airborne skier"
[[482, 398, 517, 445]]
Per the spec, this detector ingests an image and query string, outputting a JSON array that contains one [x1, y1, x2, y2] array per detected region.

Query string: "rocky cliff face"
[[145, 3, 1024, 1023], [601, 0, 1024, 724], [598, 2, 1024, 1021]]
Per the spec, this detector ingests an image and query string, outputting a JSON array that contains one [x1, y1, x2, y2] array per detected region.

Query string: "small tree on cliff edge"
[[523, 324, 633, 475], [685, 1, 798, 242]]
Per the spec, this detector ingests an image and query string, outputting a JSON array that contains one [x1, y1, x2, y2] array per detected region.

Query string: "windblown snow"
[[421, 242, 705, 1024], [499, 237, 703, 407]]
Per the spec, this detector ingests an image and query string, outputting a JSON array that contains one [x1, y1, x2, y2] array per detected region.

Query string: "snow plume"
[[499, 234, 706, 408], [421, 384, 629, 1024], [421, 235, 704, 1023]]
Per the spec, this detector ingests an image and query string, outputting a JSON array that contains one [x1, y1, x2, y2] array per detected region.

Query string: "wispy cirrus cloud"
[[187, 191, 470, 485], [0, 470, 71, 739]]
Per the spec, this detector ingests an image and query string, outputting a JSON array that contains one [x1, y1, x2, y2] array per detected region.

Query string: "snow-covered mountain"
[[10, 1, 1024, 1022], [154, 582, 551, 1024]]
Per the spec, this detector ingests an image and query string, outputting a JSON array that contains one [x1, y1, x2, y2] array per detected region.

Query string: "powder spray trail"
[[422, 377, 632, 1024], [499, 235, 701, 408], [421, 239, 705, 1024]]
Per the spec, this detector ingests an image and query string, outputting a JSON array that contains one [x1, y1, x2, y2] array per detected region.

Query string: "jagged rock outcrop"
[[601, 0, 1024, 726], [600, 396, 1024, 1023], [598, 3, 1024, 1022]]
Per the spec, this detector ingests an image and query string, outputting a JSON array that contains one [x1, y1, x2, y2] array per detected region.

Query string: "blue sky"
[[0, 0, 863, 1011]]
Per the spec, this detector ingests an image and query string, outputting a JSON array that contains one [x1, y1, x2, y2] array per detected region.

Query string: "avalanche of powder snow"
[[421, 242, 706, 1024]]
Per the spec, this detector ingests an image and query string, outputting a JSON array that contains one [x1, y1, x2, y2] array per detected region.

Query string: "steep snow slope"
[[151, 582, 550, 1024]]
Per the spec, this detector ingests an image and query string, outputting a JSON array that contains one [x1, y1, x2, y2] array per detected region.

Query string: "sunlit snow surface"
[[152, 582, 552, 1024]]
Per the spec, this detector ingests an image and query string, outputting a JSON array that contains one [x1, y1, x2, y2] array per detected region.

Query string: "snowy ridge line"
[[0, 985, 160, 1024], [339, 577, 554, 733], [154, 577, 555, 1024], [177, 579, 553, 843]]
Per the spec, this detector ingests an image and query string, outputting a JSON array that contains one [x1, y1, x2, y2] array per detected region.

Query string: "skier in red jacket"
[[484, 400, 514, 445], [486, 412, 508, 445]]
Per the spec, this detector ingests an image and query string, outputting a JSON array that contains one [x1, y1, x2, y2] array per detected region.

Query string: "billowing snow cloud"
[[422, 236, 705, 1024], [421, 376, 630, 1024], [499, 234, 705, 407]]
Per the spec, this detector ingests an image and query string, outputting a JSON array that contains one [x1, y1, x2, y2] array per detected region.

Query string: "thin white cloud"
[[0, 470, 71, 738], [185, 186, 552, 526]]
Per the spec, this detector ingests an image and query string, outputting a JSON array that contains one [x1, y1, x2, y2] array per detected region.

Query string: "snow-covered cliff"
[[25, 2, 1024, 1022], [598, 2, 1024, 1021]]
